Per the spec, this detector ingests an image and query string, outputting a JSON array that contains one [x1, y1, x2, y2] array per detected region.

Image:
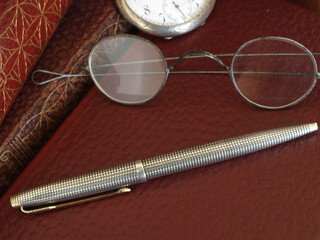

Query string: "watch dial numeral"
[[191, 0, 199, 8], [143, 5, 151, 15], [159, 13, 166, 22]]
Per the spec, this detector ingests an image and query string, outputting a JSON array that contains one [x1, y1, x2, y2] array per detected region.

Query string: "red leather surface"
[[1, 0, 320, 239], [0, 0, 73, 124], [288, 0, 320, 11]]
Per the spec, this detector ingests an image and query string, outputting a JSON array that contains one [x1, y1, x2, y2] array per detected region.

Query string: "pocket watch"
[[116, 0, 216, 38]]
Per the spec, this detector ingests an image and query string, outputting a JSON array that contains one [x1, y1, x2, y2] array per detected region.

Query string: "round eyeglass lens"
[[231, 37, 317, 109], [88, 35, 167, 104]]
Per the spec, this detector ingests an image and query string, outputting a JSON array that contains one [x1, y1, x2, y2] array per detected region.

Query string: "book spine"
[[0, 0, 74, 124], [0, 0, 133, 196]]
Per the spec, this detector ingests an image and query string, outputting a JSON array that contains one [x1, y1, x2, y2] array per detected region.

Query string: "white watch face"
[[125, 0, 207, 26]]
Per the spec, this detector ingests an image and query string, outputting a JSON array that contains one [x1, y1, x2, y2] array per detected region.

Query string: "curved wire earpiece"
[[31, 70, 90, 85]]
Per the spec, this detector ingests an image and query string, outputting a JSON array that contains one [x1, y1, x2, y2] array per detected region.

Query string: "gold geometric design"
[[0, 0, 72, 125], [0, 7, 132, 196], [9, 17, 129, 168]]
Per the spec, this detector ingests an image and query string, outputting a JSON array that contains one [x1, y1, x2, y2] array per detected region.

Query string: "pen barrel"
[[142, 122, 317, 180], [11, 123, 317, 209]]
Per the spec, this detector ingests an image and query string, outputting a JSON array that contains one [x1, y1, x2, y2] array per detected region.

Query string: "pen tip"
[[309, 122, 318, 132]]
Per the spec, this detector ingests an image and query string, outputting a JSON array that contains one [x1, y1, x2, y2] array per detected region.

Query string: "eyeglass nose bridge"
[[168, 50, 230, 72]]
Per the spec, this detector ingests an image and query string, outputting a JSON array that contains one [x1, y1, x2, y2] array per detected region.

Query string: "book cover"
[[0, 0, 133, 195], [0, 0, 74, 125]]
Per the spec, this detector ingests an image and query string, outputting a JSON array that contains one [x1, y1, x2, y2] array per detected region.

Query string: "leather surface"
[[0, 0, 73, 125], [1, 0, 320, 239], [288, 0, 320, 11], [0, 0, 132, 196]]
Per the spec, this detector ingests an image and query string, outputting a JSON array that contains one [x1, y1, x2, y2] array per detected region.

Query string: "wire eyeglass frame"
[[32, 34, 320, 110]]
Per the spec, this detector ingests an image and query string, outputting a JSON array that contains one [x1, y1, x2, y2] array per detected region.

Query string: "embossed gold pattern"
[[0, 0, 132, 196], [0, 17, 128, 169], [0, 0, 72, 124]]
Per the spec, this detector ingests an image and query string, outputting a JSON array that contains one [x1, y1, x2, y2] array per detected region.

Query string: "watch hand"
[[172, 1, 187, 19]]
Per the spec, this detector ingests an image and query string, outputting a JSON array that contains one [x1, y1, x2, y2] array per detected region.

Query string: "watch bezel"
[[116, 0, 216, 37]]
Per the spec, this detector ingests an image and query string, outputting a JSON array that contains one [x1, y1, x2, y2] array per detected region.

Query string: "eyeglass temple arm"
[[31, 70, 90, 86], [32, 52, 320, 85], [168, 51, 230, 72]]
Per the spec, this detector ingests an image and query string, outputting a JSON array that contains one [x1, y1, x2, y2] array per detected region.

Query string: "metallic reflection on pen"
[[10, 123, 318, 214]]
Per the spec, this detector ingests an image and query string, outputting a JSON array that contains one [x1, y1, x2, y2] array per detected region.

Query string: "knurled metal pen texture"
[[142, 123, 316, 179], [11, 123, 317, 208]]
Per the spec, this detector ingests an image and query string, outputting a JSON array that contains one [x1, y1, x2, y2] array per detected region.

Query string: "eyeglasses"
[[32, 34, 320, 110]]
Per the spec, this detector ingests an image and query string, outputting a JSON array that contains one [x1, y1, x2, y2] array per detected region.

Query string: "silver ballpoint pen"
[[10, 122, 318, 214]]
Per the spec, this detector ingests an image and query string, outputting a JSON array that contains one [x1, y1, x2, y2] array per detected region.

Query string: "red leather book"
[[1, 0, 320, 239], [0, 0, 74, 125], [0, 0, 132, 195]]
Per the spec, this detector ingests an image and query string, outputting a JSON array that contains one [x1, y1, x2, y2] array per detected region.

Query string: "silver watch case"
[[116, 0, 216, 38]]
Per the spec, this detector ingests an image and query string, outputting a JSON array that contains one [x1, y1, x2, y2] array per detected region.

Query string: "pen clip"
[[20, 187, 131, 214]]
